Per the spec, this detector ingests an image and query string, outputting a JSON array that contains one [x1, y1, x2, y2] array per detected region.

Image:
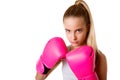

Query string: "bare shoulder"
[[95, 51, 107, 80], [97, 51, 107, 62]]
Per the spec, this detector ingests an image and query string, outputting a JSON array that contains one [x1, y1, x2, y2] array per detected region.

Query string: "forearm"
[[35, 61, 61, 80], [35, 72, 46, 80]]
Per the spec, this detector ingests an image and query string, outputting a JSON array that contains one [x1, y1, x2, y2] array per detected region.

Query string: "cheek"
[[66, 33, 70, 39], [77, 32, 87, 40], [66, 33, 72, 41]]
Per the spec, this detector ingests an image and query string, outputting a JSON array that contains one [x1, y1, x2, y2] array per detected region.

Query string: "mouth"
[[71, 42, 78, 44]]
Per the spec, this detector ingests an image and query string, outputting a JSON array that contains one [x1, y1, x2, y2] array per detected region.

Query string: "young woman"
[[35, 0, 107, 80]]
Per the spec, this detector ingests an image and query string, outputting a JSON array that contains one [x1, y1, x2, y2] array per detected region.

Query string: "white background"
[[0, 0, 119, 80]]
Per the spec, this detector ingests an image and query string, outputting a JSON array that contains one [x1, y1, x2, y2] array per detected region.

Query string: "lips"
[[71, 42, 78, 44]]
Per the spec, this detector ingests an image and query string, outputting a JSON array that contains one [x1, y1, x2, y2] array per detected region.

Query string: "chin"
[[71, 44, 80, 48]]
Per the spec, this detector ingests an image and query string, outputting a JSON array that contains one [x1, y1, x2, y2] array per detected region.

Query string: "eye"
[[76, 29, 82, 33], [65, 29, 70, 33]]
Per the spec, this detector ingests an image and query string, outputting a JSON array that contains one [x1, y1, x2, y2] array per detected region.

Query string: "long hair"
[[63, 0, 99, 54]]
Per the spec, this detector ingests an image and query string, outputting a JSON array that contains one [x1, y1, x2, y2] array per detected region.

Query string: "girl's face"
[[63, 16, 89, 49]]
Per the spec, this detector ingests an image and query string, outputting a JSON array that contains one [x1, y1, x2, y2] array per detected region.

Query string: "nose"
[[71, 32, 77, 40]]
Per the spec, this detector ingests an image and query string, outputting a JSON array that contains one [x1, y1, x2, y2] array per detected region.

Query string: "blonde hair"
[[63, 0, 99, 54]]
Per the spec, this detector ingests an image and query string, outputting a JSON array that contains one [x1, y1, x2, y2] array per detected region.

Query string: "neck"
[[70, 43, 87, 51]]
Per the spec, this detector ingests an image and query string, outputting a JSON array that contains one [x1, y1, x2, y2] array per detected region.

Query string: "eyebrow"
[[65, 28, 82, 31], [75, 28, 82, 31], [65, 28, 70, 31]]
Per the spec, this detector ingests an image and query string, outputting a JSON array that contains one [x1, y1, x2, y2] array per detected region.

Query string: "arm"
[[35, 61, 61, 80], [95, 51, 107, 80], [35, 37, 67, 80], [66, 46, 98, 79], [35, 72, 46, 80]]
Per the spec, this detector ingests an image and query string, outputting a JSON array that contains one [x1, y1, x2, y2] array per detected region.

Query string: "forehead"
[[63, 16, 86, 29]]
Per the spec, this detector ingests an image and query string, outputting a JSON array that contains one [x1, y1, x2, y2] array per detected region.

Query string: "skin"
[[95, 51, 107, 80], [35, 16, 107, 80], [35, 73, 46, 80], [63, 16, 107, 80], [35, 61, 61, 80], [63, 16, 88, 50]]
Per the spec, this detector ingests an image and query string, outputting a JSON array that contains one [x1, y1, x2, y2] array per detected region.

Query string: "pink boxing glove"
[[66, 45, 99, 80], [36, 37, 67, 75]]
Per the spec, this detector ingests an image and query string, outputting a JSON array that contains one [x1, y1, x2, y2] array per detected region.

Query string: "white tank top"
[[62, 46, 78, 80], [62, 59, 78, 80]]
